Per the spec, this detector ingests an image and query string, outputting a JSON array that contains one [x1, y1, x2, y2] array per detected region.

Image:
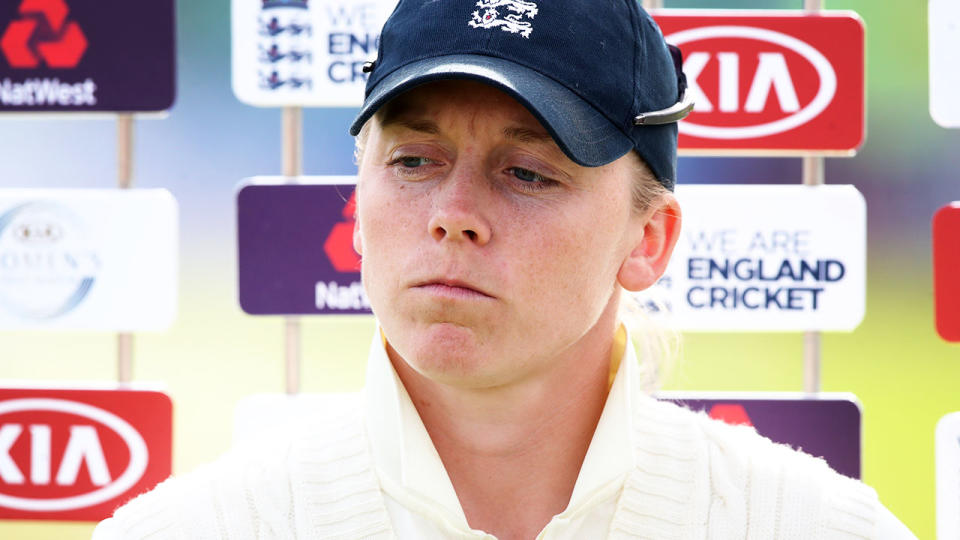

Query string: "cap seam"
[[630, 0, 643, 133]]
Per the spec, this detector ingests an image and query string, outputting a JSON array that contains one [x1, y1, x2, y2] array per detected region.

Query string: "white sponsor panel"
[[632, 185, 865, 332], [930, 0, 960, 128], [938, 412, 960, 539], [232, 0, 398, 107], [0, 189, 178, 331]]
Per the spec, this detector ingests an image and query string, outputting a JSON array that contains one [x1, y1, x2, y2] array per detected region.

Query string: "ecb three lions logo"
[[469, 0, 538, 39]]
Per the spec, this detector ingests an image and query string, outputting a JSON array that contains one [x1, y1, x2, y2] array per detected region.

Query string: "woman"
[[95, 0, 915, 538]]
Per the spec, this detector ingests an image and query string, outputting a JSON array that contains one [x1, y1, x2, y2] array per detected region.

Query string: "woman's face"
[[354, 80, 664, 389]]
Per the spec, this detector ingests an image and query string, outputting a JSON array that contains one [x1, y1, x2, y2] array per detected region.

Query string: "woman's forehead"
[[375, 80, 550, 135]]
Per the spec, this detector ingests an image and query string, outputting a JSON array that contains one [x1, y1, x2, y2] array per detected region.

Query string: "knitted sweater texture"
[[101, 391, 882, 539]]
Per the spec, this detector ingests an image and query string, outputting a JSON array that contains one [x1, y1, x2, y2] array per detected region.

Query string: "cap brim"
[[349, 54, 633, 168]]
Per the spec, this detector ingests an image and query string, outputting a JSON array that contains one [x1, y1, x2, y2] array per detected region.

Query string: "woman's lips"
[[413, 280, 495, 300]]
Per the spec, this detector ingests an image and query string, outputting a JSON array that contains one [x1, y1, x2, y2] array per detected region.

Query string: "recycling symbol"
[[1, 0, 88, 69], [323, 190, 362, 273]]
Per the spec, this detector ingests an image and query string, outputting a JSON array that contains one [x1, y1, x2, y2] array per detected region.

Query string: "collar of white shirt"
[[362, 326, 638, 536]]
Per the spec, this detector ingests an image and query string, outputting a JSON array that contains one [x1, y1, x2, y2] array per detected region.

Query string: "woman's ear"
[[617, 193, 682, 291]]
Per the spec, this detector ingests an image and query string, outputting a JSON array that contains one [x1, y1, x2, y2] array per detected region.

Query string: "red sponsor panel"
[[653, 10, 865, 155], [934, 203, 960, 342], [0, 387, 171, 521]]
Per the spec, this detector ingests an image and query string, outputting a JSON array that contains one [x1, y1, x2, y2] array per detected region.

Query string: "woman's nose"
[[426, 167, 492, 246]]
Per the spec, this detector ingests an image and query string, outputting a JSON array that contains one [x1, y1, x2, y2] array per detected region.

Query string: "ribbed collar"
[[362, 325, 638, 535]]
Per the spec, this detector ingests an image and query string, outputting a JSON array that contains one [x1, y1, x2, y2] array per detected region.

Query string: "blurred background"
[[1, 0, 957, 538]]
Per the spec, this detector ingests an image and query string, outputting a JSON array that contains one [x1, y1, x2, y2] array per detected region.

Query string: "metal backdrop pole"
[[802, 0, 824, 394], [282, 107, 303, 394], [117, 113, 134, 383]]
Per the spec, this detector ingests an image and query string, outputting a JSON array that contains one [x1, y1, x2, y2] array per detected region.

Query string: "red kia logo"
[[323, 190, 361, 273], [0, 399, 145, 512], [653, 13, 864, 153], [0, 389, 171, 521], [1, 0, 88, 69], [668, 26, 834, 139]]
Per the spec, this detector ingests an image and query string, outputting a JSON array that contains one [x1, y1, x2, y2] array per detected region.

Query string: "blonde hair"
[[618, 153, 680, 392], [353, 123, 679, 391]]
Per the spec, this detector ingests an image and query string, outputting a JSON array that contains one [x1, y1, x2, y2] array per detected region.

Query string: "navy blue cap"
[[349, 0, 692, 190]]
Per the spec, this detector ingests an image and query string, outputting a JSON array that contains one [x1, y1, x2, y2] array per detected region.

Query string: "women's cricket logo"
[[469, 0, 538, 39]]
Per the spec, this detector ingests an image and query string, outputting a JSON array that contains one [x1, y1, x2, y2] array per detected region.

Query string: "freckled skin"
[[354, 80, 645, 390]]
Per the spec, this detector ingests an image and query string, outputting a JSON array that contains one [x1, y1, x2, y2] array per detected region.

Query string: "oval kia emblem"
[[666, 25, 837, 140], [0, 398, 148, 512]]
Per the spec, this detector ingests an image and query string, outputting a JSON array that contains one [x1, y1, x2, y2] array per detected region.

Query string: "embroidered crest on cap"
[[468, 0, 538, 39]]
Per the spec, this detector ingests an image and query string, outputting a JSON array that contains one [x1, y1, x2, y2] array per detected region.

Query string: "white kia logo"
[[666, 25, 837, 139], [0, 398, 148, 512]]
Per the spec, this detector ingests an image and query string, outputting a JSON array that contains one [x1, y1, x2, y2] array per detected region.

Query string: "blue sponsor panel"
[[658, 392, 862, 479], [236, 178, 372, 316], [0, 0, 176, 112]]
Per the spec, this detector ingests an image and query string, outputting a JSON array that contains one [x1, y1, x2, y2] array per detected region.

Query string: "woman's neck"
[[389, 308, 619, 540]]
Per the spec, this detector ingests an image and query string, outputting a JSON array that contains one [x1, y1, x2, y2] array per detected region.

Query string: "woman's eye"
[[399, 156, 432, 168], [510, 167, 544, 183]]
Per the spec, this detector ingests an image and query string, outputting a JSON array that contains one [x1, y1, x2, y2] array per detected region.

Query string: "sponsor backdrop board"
[[0, 189, 178, 331], [658, 392, 862, 479], [0, 0, 176, 112], [929, 0, 960, 128], [0, 387, 172, 521], [653, 10, 864, 155], [933, 203, 960, 342], [237, 177, 369, 315], [232, 0, 397, 107], [937, 412, 960, 539], [633, 185, 866, 332]]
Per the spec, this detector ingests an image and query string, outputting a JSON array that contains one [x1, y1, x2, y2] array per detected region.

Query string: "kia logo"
[[667, 26, 837, 140], [0, 399, 148, 512]]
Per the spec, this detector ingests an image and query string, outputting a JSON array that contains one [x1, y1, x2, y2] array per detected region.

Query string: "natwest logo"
[[323, 190, 359, 273], [237, 180, 371, 315], [1, 0, 87, 69], [0, 388, 171, 521], [708, 403, 753, 426], [653, 11, 865, 154], [317, 187, 369, 312], [0, 0, 175, 112]]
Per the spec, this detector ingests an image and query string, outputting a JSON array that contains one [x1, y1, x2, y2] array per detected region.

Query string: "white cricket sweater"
[[94, 332, 914, 539]]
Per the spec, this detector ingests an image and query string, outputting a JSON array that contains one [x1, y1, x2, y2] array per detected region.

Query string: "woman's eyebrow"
[[503, 126, 555, 145], [381, 117, 441, 135], [379, 114, 560, 153]]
